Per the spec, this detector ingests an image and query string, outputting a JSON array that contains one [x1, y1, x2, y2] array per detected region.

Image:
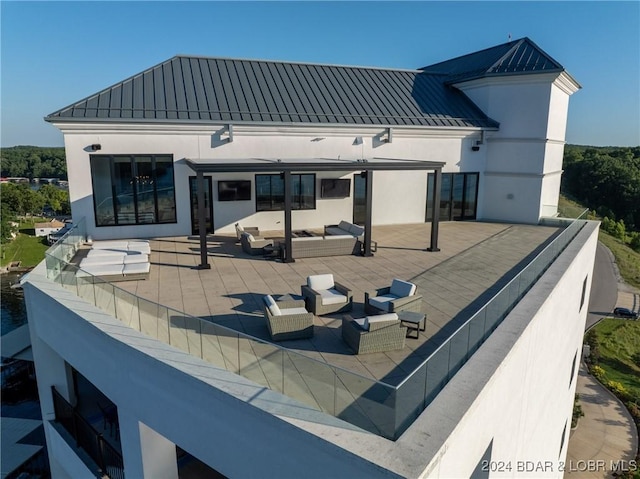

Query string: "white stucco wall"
[[57, 124, 489, 239], [415, 221, 598, 478], [456, 73, 577, 223]]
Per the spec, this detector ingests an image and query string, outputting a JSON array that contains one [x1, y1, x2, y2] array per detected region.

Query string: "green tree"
[[39, 184, 70, 214]]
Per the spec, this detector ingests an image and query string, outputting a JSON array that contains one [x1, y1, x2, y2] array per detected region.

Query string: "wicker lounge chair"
[[240, 232, 273, 255], [342, 313, 406, 354], [365, 278, 422, 314], [263, 295, 314, 341], [301, 274, 353, 315]]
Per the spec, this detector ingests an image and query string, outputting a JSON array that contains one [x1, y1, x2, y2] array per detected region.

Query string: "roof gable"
[[421, 37, 566, 84], [46, 56, 498, 129]]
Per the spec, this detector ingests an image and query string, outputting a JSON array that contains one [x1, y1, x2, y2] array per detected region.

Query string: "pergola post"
[[363, 170, 374, 257], [428, 168, 441, 252], [283, 170, 294, 263], [196, 170, 211, 269]]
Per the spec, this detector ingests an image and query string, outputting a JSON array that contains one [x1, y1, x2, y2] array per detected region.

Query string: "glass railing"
[[44, 213, 588, 440]]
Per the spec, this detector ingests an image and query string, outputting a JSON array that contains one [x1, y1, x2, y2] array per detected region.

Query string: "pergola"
[[184, 157, 444, 268]]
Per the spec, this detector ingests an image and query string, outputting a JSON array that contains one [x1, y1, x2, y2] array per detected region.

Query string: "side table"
[[397, 310, 426, 339]]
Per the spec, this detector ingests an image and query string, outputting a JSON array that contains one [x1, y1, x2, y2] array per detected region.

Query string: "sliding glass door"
[[426, 172, 479, 222]]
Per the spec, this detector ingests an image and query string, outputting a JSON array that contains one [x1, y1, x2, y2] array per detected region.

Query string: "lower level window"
[[255, 174, 315, 211], [90, 154, 177, 226]]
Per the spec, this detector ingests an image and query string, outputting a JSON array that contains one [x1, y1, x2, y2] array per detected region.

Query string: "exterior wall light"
[[90, 144, 102, 151]]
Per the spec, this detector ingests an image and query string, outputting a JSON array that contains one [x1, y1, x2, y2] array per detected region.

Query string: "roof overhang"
[[184, 157, 445, 174]]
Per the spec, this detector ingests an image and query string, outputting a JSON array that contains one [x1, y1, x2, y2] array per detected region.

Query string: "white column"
[[118, 406, 178, 479]]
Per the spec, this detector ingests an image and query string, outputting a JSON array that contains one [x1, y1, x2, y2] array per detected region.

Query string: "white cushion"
[[353, 317, 369, 331], [128, 245, 151, 255], [324, 234, 352, 240], [91, 240, 129, 249], [279, 307, 309, 316], [123, 254, 149, 264], [366, 313, 398, 323], [246, 233, 255, 242], [87, 248, 127, 257], [81, 254, 126, 266], [349, 224, 364, 236], [338, 220, 352, 231], [236, 223, 244, 232], [368, 294, 397, 312], [263, 295, 281, 316], [307, 274, 334, 291], [124, 263, 150, 275], [79, 263, 124, 276], [390, 279, 416, 298], [318, 288, 347, 306]]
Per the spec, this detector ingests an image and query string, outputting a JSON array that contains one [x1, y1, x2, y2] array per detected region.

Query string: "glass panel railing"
[[42, 213, 588, 440]]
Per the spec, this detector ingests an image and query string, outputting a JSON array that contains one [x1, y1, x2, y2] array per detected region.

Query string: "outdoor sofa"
[[289, 235, 360, 258]]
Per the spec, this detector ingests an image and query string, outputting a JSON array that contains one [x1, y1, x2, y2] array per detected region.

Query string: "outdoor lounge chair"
[[342, 313, 406, 354], [240, 232, 273, 255], [235, 223, 261, 241], [301, 274, 353, 315], [263, 295, 314, 341], [365, 278, 422, 314]]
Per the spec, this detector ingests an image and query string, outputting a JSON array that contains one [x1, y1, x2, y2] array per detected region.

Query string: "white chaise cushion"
[[263, 295, 281, 316], [124, 263, 150, 275], [318, 288, 347, 306], [390, 279, 416, 298], [81, 254, 127, 266], [368, 294, 397, 312], [91, 240, 130, 250], [307, 274, 335, 291]]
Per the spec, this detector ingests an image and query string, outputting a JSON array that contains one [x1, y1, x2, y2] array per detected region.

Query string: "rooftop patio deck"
[[111, 221, 562, 386]]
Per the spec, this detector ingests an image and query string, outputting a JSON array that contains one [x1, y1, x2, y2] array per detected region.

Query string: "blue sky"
[[1, 1, 638, 147]]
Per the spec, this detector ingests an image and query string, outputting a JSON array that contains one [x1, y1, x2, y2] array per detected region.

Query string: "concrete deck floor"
[[113, 221, 561, 387]]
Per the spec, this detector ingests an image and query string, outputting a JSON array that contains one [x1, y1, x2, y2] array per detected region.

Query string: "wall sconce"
[[90, 144, 102, 151], [471, 145, 480, 152]]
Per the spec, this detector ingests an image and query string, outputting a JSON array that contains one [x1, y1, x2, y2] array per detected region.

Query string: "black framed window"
[[90, 154, 176, 226], [426, 172, 479, 222], [255, 174, 315, 211]]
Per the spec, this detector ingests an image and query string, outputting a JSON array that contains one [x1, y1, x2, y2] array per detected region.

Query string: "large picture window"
[[90, 154, 176, 226], [255, 174, 316, 211]]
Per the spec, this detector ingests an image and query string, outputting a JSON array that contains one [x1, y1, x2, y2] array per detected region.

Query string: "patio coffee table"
[[398, 311, 426, 339]]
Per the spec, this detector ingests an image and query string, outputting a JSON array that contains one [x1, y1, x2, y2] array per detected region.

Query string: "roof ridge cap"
[[487, 38, 526, 73]]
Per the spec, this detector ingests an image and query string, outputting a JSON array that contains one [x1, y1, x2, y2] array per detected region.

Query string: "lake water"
[[1, 272, 28, 335]]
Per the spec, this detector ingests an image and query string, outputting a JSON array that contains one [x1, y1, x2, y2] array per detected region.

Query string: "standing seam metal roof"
[[420, 37, 569, 85], [46, 56, 499, 129]]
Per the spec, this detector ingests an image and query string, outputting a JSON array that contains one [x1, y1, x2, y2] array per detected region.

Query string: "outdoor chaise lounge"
[[324, 220, 364, 239], [262, 295, 314, 341], [301, 274, 353, 315], [240, 233, 273, 255], [75, 262, 150, 282], [365, 278, 422, 314], [342, 313, 406, 354], [235, 223, 261, 241], [75, 239, 151, 281]]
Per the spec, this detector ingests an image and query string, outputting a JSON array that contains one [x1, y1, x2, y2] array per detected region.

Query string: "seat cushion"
[[390, 279, 416, 298], [263, 295, 281, 316], [124, 263, 150, 275], [325, 226, 346, 236], [307, 274, 334, 291], [318, 288, 347, 306], [338, 220, 352, 231], [367, 313, 398, 323], [349, 224, 364, 236], [279, 307, 309, 316], [368, 294, 398, 312]]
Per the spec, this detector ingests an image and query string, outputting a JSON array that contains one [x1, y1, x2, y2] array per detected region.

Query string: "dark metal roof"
[[421, 37, 572, 85], [46, 56, 498, 129], [185, 157, 445, 174]]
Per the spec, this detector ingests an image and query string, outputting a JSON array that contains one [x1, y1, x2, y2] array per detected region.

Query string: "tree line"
[[562, 145, 640, 238], [1, 146, 67, 179]]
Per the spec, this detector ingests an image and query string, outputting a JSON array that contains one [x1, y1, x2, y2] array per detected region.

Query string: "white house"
[[22, 37, 598, 479], [34, 219, 65, 238]]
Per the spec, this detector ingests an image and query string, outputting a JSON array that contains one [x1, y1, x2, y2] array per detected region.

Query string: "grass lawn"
[[599, 232, 640, 290], [591, 318, 640, 402], [1, 217, 50, 268]]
